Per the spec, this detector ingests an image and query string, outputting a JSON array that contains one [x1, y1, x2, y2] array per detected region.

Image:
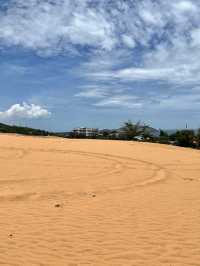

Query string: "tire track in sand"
[[0, 146, 170, 201]]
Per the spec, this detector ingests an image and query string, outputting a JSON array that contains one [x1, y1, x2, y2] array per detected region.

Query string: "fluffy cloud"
[[0, 0, 199, 55], [173, 1, 197, 13], [122, 35, 136, 49], [0, 102, 51, 119], [0, 0, 116, 54]]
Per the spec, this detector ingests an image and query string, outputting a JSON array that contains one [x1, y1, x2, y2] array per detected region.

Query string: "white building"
[[73, 127, 98, 137]]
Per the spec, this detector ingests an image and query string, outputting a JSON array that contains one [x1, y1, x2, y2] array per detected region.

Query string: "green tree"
[[122, 120, 143, 140], [158, 130, 170, 144], [195, 129, 200, 148], [175, 130, 195, 148]]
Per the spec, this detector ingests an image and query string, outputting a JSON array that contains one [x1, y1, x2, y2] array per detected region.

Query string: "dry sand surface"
[[0, 134, 200, 266]]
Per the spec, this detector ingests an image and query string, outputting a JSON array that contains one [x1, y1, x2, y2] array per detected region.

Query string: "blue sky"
[[0, 0, 200, 131]]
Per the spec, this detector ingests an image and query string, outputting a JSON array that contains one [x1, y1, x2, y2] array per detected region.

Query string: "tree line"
[[1, 121, 200, 149], [69, 120, 200, 149], [122, 121, 200, 149], [0, 123, 49, 136]]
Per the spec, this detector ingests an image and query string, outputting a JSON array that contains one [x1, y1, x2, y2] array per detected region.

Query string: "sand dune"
[[0, 134, 200, 265]]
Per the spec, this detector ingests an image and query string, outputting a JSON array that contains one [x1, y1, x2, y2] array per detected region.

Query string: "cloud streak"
[[1, 0, 200, 114]]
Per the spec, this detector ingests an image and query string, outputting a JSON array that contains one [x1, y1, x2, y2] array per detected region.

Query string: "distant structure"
[[99, 127, 160, 140], [71, 126, 160, 139], [73, 127, 99, 137]]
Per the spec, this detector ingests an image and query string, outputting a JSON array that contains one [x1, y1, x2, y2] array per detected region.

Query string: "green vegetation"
[[0, 123, 49, 136], [122, 120, 144, 140], [67, 120, 200, 150], [1, 121, 200, 150], [156, 129, 200, 148]]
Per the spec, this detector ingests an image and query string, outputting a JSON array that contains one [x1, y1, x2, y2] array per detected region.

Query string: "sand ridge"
[[0, 134, 200, 265]]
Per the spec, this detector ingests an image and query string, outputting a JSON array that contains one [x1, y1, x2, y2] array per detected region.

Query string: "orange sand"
[[0, 134, 200, 266]]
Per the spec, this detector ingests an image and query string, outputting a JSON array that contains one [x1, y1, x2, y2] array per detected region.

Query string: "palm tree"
[[122, 120, 143, 140]]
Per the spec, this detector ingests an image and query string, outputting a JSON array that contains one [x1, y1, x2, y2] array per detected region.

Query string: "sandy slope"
[[0, 134, 200, 266]]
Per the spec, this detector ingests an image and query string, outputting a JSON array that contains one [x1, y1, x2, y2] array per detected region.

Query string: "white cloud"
[[115, 65, 199, 84], [1, 0, 200, 113], [0, 0, 199, 60], [68, 10, 115, 51], [122, 35, 136, 49], [0, 102, 51, 119], [191, 28, 200, 47], [139, 9, 157, 25], [94, 95, 142, 109], [83, 64, 199, 84], [75, 87, 108, 99], [116, 68, 175, 81], [155, 93, 200, 111], [0, 0, 193, 55], [174, 1, 197, 13], [0, 0, 116, 54]]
